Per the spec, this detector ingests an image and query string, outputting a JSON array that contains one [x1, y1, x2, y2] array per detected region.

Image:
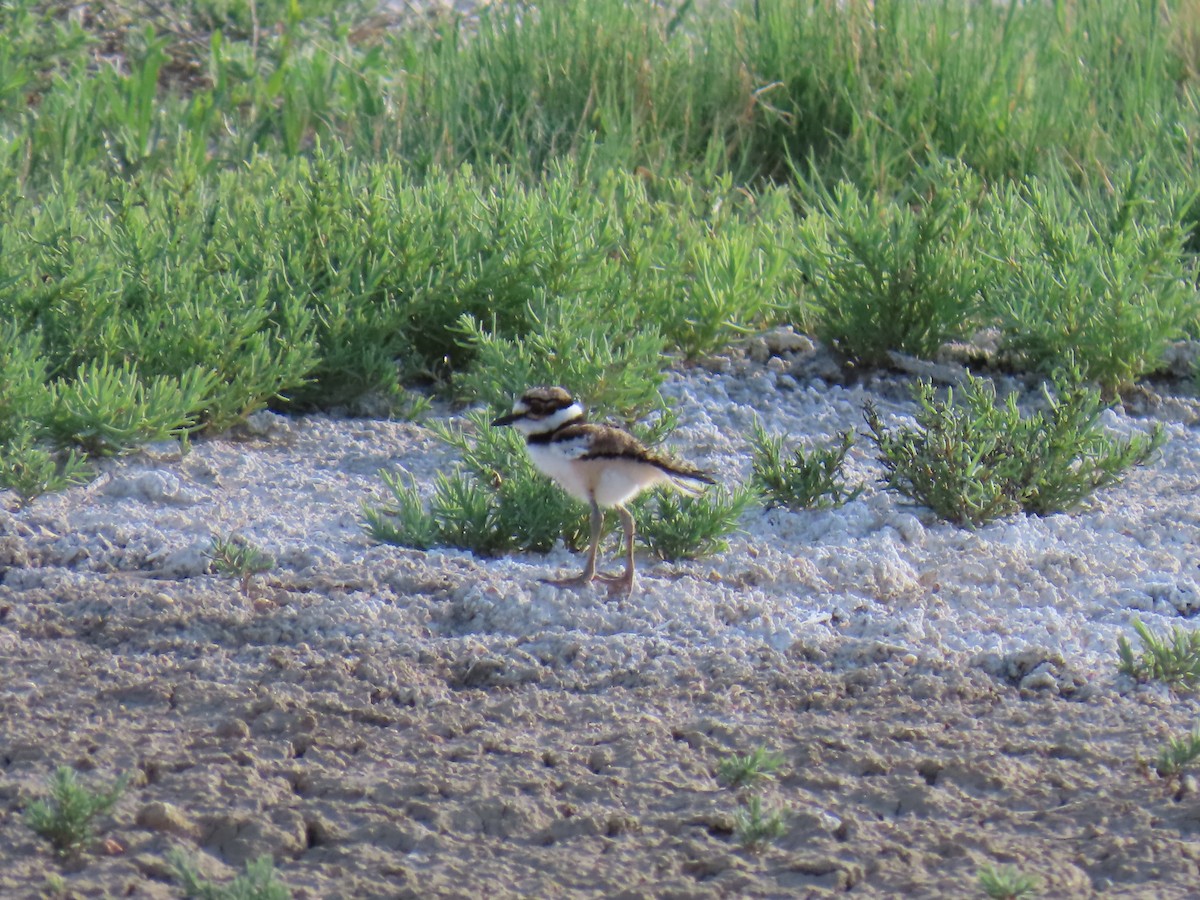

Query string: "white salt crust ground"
[[6, 360, 1198, 694]]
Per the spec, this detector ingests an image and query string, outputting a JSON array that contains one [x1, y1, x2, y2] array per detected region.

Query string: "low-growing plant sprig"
[[207, 534, 275, 596], [978, 863, 1041, 900], [750, 421, 863, 510], [169, 849, 292, 900], [864, 373, 1163, 527], [717, 747, 785, 790], [732, 794, 787, 853], [23, 766, 128, 857], [1152, 727, 1200, 779], [1117, 619, 1200, 691], [0, 429, 90, 507], [363, 470, 441, 552]]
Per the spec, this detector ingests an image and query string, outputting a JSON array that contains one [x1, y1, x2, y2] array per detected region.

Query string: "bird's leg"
[[543, 501, 603, 589], [598, 505, 636, 597]]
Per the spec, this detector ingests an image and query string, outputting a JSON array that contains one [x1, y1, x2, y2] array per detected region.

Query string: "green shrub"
[[637, 485, 753, 562], [750, 422, 863, 510], [864, 373, 1163, 527], [453, 304, 668, 426], [45, 359, 213, 456], [797, 161, 988, 366], [1, 167, 320, 431], [368, 405, 737, 563], [0, 323, 53, 444], [619, 177, 801, 359], [987, 166, 1195, 394], [366, 410, 588, 556]]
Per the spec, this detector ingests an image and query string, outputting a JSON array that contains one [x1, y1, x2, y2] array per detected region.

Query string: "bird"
[[491, 386, 715, 595]]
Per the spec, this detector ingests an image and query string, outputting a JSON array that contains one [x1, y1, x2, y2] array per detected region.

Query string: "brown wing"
[[571, 424, 716, 484]]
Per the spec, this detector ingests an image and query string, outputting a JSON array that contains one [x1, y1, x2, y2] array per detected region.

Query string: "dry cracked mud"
[[3, 572, 1200, 898]]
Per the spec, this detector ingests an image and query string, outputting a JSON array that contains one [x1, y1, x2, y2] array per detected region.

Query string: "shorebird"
[[492, 386, 714, 595]]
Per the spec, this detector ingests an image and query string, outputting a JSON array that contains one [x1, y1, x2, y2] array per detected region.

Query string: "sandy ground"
[[4, 344, 1200, 898]]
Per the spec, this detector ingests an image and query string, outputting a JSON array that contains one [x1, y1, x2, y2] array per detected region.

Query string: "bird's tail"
[[657, 461, 716, 496]]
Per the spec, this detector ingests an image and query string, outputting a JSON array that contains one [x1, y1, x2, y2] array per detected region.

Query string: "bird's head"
[[491, 386, 585, 435]]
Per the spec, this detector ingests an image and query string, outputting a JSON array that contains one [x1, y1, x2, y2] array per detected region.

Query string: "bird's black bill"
[[491, 412, 521, 427]]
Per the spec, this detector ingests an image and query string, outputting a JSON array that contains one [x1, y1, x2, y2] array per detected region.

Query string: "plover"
[[492, 386, 714, 595]]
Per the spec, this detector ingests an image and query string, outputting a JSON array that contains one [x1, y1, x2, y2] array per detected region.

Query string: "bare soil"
[[3, 571, 1200, 898]]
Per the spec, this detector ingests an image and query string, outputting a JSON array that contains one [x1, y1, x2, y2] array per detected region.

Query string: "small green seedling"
[[978, 862, 1041, 899], [732, 794, 787, 852], [717, 747, 785, 789], [1117, 618, 1200, 691], [24, 766, 127, 857], [750, 421, 863, 509], [170, 850, 292, 900], [207, 534, 275, 595], [0, 431, 90, 507], [1153, 727, 1200, 778]]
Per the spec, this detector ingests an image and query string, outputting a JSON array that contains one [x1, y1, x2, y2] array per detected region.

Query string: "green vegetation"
[[23, 767, 127, 857], [1, 0, 1194, 516], [207, 534, 276, 595], [987, 166, 1194, 394], [717, 747, 785, 790], [797, 162, 989, 367], [637, 486, 754, 562], [750, 423, 863, 511], [365, 409, 589, 556], [1118, 619, 1200, 691], [0, 430, 89, 508], [170, 851, 292, 900], [453, 306, 669, 424], [978, 863, 1041, 900], [718, 750, 788, 852], [864, 374, 1163, 527], [732, 795, 787, 853], [1152, 727, 1200, 778]]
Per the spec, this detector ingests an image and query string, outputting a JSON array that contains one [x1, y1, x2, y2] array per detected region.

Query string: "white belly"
[[527, 443, 592, 502], [527, 444, 667, 507], [592, 459, 668, 507]]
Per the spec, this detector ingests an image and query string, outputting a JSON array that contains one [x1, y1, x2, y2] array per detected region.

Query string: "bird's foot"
[[540, 572, 597, 591], [596, 570, 636, 597]]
